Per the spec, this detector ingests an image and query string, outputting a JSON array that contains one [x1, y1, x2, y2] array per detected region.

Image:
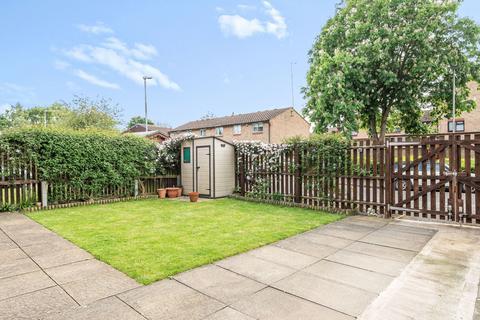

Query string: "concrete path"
[[1, 212, 480, 319]]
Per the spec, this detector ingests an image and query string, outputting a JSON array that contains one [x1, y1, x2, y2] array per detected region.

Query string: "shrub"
[[0, 127, 157, 199]]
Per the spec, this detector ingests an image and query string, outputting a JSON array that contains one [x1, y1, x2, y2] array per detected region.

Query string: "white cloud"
[[74, 69, 120, 89], [218, 15, 264, 39], [77, 22, 114, 35], [103, 37, 157, 60], [263, 1, 287, 39], [218, 1, 287, 39], [61, 37, 179, 91]]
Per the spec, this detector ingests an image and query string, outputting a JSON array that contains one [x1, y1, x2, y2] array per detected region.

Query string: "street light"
[[143, 76, 153, 132]]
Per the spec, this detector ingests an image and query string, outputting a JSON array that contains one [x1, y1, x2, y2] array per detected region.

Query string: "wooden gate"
[[387, 134, 480, 224]]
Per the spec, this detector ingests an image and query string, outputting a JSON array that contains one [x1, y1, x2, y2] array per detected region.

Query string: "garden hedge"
[[0, 128, 158, 199]]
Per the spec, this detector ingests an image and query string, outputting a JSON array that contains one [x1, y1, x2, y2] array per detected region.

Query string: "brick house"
[[436, 81, 480, 133], [122, 124, 171, 143], [170, 107, 310, 143], [353, 81, 480, 139]]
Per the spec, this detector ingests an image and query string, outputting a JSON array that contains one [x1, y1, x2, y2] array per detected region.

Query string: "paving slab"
[[297, 231, 354, 249], [0, 286, 77, 320], [359, 221, 480, 320], [340, 216, 389, 229], [45, 259, 117, 284], [232, 287, 354, 320], [246, 245, 319, 269], [62, 271, 141, 305], [118, 279, 224, 320], [216, 253, 296, 284], [173, 264, 265, 305], [23, 239, 93, 268], [360, 228, 432, 252], [45, 296, 146, 320], [273, 236, 338, 258], [313, 223, 377, 240], [0, 270, 55, 301], [272, 271, 377, 317], [204, 307, 255, 320], [0, 248, 39, 279], [343, 241, 417, 263], [303, 260, 394, 294], [326, 249, 407, 277]]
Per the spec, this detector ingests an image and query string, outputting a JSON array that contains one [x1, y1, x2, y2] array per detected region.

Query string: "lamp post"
[[290, 62, 296, 108], [143, 76, 153, 132]]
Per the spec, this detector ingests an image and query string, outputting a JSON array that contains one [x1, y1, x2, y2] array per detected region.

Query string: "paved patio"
[[1, 212, 480, 319]]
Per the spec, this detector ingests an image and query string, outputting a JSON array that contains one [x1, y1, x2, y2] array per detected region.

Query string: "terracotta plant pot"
[[157, 188, 166, 198], [166, 187, 179, 198], [177, 186, 183, 196], [189, 192, 200, 202]]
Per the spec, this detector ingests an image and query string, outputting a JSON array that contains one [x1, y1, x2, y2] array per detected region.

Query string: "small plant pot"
[[177, 186, 183, 196], [189, 192, 200, 202], [157, 188, 167, 198], [166, 187, 179, 198]]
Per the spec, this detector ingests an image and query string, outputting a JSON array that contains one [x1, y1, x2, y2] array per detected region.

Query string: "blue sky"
[[1, 1, 479, 129]]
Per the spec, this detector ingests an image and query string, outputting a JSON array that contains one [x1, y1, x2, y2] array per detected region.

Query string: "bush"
[[0, 128, 158, 199]]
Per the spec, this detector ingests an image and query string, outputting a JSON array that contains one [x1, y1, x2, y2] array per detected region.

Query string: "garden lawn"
[[27, 198, 343, 284]]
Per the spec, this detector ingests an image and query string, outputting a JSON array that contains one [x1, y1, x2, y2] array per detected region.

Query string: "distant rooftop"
[[172, 107, 292, 132]]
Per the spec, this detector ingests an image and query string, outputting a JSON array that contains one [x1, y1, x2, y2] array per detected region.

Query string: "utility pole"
[[143, 76, 153, 132], [290, 62, 296, 108]]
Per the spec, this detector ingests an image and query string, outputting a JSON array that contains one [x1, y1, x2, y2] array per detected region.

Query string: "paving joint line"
[[113, 295, 150, 320], [0, 219, 82, 306]]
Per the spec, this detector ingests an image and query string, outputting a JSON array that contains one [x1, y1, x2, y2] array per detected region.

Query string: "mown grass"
[[27, 198, 342, 284]]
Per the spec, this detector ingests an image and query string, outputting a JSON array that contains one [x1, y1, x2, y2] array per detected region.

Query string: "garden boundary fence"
[[0, 151, 179, 210], [235, 132, 480, 225]]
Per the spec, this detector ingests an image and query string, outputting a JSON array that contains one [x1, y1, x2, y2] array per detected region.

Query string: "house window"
[[252, 122, 264, 133], [199, 129, 206, 137], [215, 127, 224, 136], [233, 124, 242, 135], [183, 147, 191, 163], [448, 120, 465, 132]]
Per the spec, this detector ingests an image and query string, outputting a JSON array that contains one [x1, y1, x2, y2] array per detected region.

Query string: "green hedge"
[[0, 128, 157, 199]]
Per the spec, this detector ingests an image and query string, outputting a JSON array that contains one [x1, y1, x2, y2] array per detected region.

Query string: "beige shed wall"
[[213, 139, 235, 197], [181, 140, 194, 195]]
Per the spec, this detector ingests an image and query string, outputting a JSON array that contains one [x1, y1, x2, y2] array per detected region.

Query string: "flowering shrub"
[[156, 132, 195, 175], [235, 134, 350, 199]]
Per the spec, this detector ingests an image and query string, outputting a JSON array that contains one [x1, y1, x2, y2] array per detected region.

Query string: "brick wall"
[[269, 109, 311, 143], [438, 82, 480, 133]]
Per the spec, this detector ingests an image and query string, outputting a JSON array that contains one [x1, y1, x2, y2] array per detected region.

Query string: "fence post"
[[384, 141, 392, 218], [294, 146, 302, 203], [239, 155, 246, 196], [40, 181, 48, 208], [134, 180, 139, 197]]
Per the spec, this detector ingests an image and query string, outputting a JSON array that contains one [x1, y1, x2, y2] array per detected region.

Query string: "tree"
[[127, 116, 154, 129], [63, 95, 122, 130], [0, 96, 122, 131], [303, 0, 480, 142]]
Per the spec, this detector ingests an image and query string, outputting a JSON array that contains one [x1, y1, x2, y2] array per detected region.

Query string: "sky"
[[1, 1, 480, 129]]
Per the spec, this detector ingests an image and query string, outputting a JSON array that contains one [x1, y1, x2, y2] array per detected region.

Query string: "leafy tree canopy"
[[303, 0, 480, 141], [0, 96, 122, 131], [127, 116, 154, 129]]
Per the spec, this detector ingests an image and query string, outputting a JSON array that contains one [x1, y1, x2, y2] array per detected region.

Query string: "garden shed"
[[181, 137, 235, 198]]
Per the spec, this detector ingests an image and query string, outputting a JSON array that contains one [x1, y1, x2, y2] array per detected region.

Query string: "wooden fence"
[[236, 132, 480, 225], [0, 151, 179, 210], [236, 140, 386, 215]]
